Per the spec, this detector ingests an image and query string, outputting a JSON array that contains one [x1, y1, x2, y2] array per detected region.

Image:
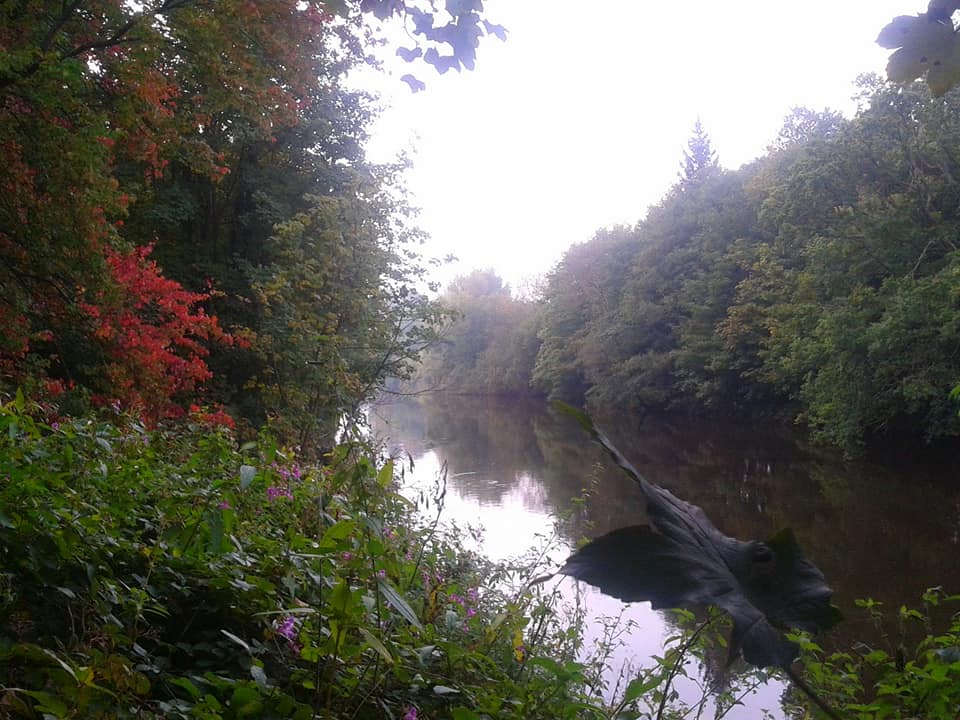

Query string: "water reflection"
[[370, 394, 960, 717]]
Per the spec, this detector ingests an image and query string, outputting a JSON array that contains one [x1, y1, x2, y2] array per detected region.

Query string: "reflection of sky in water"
[[390, 439, 786, 718]]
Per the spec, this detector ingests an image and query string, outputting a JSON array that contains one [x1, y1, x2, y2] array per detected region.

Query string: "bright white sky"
[[357, 1, 928, 292]]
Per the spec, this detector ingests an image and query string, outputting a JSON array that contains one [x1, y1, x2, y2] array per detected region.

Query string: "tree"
[[679, 118, 720, 189], [0, 0, 498, 431], [416, 269, 541, 395]]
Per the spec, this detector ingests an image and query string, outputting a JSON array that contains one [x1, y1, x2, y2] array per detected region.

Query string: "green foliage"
[[789, 588, 960, 720], [521, 82, 960, 453], [0, 400, 621, 719], [417, 269, 543, 395]]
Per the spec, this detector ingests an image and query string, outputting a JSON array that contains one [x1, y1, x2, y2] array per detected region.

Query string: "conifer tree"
[[679, 117, 720, 188]]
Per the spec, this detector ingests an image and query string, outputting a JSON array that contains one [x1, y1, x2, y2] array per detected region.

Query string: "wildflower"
[[402, 706, 418, 720], [266, 485, 292, 501], [376, 569, 386, 579], [217, 500, 231, 510], [466, 607, 477, 618], [341, 551, 354, 562], [50, 422, 60, 431], [276, 616, 298, 641], [384, 527, 396, 541]]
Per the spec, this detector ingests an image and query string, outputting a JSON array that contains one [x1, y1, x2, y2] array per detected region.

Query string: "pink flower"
[[276, 616, 298, 644], [217, 500, 231, 510], [266, 486, 292, 501], [402, 707, 418, 720]]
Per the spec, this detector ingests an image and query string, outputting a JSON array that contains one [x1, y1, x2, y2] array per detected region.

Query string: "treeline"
[[421, 77, 960, 452], [0, 0, 501, 453]]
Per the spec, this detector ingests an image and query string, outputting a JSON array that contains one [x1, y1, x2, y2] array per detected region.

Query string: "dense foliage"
[[0, 398, 591, 719], [0, 0, 505, 451], [415, 270, 541, 395], [425, 82, 960, 453], [0, 398, 781, 720]]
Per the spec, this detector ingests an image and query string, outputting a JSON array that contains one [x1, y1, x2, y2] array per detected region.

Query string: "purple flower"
[[50, 422, 60, 431], [266, 486, 292, 501], [341, 551, 354, 562], [402, 707, 418, 720], [466, 607, 477, 618], [376, 569, 387, 579], [276, 616, 298, 641], [217, 500, 231, 510]]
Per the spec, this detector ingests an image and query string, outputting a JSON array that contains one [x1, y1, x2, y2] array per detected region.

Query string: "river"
[[369, 393, 960, 718]]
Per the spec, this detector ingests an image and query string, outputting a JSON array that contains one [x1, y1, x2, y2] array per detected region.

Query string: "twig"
[[783, 664, 843, 720]]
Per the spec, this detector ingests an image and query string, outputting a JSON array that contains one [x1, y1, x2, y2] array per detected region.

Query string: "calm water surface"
[[370, 394, 960, 718]]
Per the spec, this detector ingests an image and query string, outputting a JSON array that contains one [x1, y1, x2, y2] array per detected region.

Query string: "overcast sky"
[[357, 1, 928, 292]]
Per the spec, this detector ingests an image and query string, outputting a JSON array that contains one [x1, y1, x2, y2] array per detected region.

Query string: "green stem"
[[784, 664, 843, 720]]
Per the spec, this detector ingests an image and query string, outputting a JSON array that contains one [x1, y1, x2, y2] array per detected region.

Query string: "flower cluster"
[[275, 615, 300, 653], [266, 485, 293, 501]]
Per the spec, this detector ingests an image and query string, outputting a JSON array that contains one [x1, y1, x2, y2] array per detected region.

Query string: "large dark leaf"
[[553, 404, 840, 669]]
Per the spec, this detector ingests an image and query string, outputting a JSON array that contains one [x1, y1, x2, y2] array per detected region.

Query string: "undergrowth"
[[1, 393, 957, 720]]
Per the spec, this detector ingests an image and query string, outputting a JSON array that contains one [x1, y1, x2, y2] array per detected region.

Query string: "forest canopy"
[[0, 0, 500, 451], [421, 81, 960, 453]]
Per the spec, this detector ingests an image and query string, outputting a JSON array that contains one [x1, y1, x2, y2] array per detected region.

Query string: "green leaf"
[[376, 460, 394, 488], [623, 675, 660, 703], [230, 684, 263, 718], [320, 520, 355, 546], [14, 387, 24, 412], [450, 707, 480, 720], [452, 709, 482, 720], [169, 677, 201, 700], [378, 579, 423, 630], [358, 627, 394, 664], [20, 690, 68, 718]]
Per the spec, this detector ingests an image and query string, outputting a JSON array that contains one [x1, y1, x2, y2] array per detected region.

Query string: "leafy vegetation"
[[0, 0, 501, 451], [0, 397, 782, 720], [415, 270, 541, 395], [0, 398, 583, 718], [789, 588, 960, 720], [422, 82, 960, 454]]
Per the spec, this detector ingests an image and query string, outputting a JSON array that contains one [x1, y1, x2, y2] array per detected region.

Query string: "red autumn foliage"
[[80, 244, 236, 425]]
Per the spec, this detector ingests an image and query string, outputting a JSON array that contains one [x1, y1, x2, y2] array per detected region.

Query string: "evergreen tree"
[[679, 118, 720, 188]]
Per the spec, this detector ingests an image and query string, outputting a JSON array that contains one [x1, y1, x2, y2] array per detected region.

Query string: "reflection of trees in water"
[[374, 394, 960, 652]]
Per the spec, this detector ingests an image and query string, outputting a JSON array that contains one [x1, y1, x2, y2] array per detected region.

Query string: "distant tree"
[[679, 118, 720, 188], [416, 269, 541, 395]]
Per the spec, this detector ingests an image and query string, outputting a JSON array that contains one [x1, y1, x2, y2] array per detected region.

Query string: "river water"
[[369, 394, 960, 718]]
